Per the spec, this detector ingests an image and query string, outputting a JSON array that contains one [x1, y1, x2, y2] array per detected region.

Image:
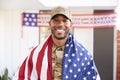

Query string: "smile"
[[56, 29, 65, 33]]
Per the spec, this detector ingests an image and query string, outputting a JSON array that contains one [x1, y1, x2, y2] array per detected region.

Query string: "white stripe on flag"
[[30, 47, 40, 80], [41, 46, 48, 80]]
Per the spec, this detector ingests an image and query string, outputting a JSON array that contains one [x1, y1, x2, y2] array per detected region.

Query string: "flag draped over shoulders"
[[13, 35, 53, 80], [12, 33, 99, 80], [62, 33, 99, 80]]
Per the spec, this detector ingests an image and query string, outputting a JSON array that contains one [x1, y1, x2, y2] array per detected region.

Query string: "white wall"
[[0, 10, 39, 77], [0, 10, 21, 77], [0, 10, 5, 76]]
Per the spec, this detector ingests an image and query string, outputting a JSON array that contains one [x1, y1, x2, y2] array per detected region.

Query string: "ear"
[[49, 21, 51, 26], [49, 20, 53, 29]]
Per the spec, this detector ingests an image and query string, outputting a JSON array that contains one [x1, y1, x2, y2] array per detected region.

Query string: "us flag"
[[12, 33, 100, 80], [22, 12, 38, 27], [22, 11, 50, 27]]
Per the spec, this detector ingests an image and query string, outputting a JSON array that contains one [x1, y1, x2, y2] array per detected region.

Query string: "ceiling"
[[0, 0, 49, 10], [0, 0, 118, 10]]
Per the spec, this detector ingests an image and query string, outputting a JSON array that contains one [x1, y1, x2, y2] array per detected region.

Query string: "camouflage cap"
[[51, 6, 71, 20]]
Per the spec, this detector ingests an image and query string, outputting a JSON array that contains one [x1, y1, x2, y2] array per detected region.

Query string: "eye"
[[52, 18, 59, 22], [63, 19, 68, 22], [52, 18, 70, 24]]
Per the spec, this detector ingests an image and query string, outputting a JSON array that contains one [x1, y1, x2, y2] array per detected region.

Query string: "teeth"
[[57, 30, 64, 33]]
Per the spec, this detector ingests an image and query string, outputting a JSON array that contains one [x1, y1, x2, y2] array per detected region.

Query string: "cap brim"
[[51, 14, 70, 21]]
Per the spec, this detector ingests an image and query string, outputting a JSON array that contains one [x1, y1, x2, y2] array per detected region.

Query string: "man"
[[13, 6, 100, 80]]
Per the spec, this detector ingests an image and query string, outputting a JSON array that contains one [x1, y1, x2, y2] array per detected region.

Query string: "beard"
[[51, 26, 70, 40]]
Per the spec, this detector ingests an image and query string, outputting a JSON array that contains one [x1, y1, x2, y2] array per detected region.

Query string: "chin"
[[53, 35, 67, 40]]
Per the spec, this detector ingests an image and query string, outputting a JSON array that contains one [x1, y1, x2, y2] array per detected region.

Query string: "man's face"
[[49, 15, 71, 40]]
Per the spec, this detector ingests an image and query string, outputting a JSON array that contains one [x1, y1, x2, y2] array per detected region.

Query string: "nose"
[[57, 21, 64, 26]]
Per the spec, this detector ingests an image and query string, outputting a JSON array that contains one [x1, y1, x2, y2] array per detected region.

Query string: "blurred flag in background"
[[22, 13, 38, 27], [22, 12, 116, 28]]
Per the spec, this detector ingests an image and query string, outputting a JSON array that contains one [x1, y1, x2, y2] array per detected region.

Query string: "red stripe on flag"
[[18, 57, 27, 80], [47, 35, 52, 80]]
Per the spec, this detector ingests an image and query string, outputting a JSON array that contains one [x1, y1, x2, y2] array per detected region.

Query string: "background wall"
[[0, 10, 39, 77]]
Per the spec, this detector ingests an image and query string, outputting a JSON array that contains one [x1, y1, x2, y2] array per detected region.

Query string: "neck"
[[52, 36, 67, 47]]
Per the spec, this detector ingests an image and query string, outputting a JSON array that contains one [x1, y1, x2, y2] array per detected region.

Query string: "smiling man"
[[13, 6, 100, 80]]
